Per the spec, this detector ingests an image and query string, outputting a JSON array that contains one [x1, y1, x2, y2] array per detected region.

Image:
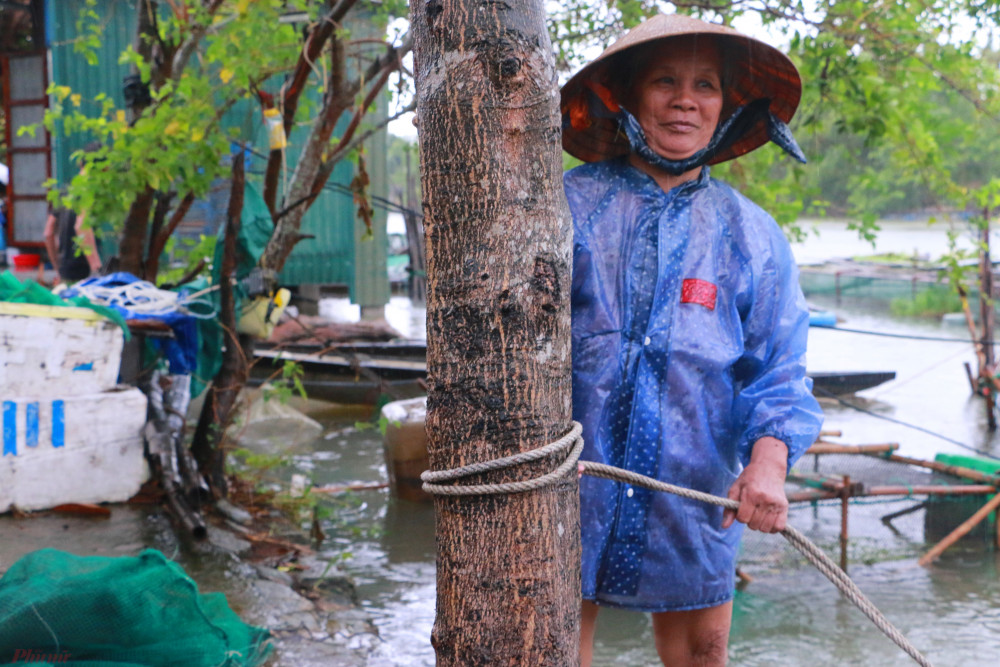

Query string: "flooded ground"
[[293, 292, 1000, 666], [3, 218, 1000, 665], [304, 219, 1000, 666]]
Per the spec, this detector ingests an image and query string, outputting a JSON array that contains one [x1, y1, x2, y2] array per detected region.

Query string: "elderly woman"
[[561, 14, 824, 666]]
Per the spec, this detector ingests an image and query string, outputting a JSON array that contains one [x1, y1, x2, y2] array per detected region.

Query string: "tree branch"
[[278, 2, 354, 136], [259, 24, 410, 272], [310, 100, 415, 204], [308, 39, 411, 198], [264, 1, 358, 211], [171, 0, 227, 81], [147, 191, 196, 276], [271, 36, 410, 221], [145, 190, 176, 280]]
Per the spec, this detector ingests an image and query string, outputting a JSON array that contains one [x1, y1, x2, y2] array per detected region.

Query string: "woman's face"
[[627, 39, 724, 161]]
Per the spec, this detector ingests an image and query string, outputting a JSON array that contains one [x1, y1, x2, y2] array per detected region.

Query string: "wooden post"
[[996, 499, 1000, 550], [919, 492, 1000, 566], [964, 361, 978, 394], [979, 206, 996, 429], [412, 1, 579, 664], [840, 475, 850, 571]]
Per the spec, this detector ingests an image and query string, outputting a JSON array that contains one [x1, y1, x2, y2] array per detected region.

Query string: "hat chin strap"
[[620, 99, 807, 175]]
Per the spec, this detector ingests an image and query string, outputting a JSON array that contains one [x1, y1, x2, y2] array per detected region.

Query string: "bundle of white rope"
[[71, 279, 217, 319], [421, 421, 934, 667]]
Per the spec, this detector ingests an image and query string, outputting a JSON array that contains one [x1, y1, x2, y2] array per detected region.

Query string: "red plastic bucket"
[[11, 254, 40, 269]]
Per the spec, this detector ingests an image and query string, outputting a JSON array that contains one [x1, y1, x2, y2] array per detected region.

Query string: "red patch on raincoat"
[[681, 278, 717, 311]]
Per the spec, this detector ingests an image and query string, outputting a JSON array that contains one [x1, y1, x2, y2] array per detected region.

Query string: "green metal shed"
[[2, 0, 389, 309]]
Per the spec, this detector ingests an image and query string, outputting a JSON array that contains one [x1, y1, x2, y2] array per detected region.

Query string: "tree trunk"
[[404, 148, 426, 305], [190, 153, 248, 496], [412, 1, 579, 664], [118, 186, 155, 276]]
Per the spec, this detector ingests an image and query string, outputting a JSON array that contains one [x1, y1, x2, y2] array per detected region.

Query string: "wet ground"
[[302, 319, 1000, 666], [303, 236, 1000, 666], [4, 219, 1000, 665]]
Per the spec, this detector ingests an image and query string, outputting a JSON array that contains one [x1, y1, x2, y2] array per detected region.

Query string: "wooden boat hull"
[[253, 342, 895, 402], [249, 342, 427, 404], [808, 371, 896, 396]]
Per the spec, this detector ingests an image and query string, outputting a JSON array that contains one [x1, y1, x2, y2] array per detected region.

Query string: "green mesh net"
[[0, 549, 270, 666], [0, 270, 129, 337]]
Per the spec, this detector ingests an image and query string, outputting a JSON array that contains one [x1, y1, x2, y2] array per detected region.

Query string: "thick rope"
[[421, 422, 583, 496], [420, 421, 933, 667]]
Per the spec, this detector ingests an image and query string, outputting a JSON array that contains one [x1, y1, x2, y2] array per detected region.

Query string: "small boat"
[[252, 341, 896, 402], [808, 370, 896, 396], [250, 340, 427, 404], [808, 304, 838, 328]]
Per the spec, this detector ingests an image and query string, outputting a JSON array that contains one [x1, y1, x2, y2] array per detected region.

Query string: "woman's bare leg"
[[650, 601, 733, 666], [580, 600, 600, 667]]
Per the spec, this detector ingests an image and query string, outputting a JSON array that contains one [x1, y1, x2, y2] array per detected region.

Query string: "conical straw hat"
[[561, 14, 802, 165]]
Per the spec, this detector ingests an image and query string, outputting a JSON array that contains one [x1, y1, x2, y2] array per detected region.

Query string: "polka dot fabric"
[[567, 158, 823, 611]]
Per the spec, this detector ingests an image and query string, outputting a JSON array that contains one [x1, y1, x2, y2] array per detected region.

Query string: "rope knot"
[[420, 421, 583, 496]]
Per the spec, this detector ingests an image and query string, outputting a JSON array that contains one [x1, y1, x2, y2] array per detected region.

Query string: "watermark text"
[[11, 648, 72, 663]]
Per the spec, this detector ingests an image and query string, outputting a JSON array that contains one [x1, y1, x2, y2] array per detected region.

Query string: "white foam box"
[[0, 302, 124, 397], [0, 387, 148, 513]]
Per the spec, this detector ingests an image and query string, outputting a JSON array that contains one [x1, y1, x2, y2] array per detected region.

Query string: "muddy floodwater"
[[310, 219, 1000, 666], [3, 219, 1000, 665], [295, 299, 1000, 665]]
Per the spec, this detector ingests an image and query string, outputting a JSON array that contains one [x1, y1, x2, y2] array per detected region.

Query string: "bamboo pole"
[[787, 472, 846, 492], [878, 453, 1000, 485], [964, 361, 977, 394], [311, 481, 390, 494], [959, 279, 1000, 429], [865, 484, 996, 496], [919, 492, 1000, 566], [787, 490, 838, 503], [807, 443, 899, 455], [786, 485, 996, 504], [839, 476, 851, 571]]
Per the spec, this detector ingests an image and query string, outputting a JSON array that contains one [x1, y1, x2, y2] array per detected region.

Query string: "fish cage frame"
[[776, 437, 1000, 575]]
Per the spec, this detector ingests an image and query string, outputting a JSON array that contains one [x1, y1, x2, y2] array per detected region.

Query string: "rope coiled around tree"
[[420, 421, 933, 667]]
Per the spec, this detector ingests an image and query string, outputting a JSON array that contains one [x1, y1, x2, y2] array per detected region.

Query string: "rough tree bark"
[[190, 153, 247, 497], [412, 1, 579, 664]]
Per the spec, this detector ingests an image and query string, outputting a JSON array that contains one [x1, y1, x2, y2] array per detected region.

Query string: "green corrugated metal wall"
[[45, 0, 388, 305], [47, 0, 135, 185]]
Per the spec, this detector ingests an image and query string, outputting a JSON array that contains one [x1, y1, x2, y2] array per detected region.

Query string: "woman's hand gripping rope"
[[424, 421, 933, 667]]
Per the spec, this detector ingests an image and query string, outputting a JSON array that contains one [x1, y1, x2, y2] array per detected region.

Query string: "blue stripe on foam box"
[[52, 400, 65, 448], [2, 402, 15, 457], [25, 402, 39, 448]]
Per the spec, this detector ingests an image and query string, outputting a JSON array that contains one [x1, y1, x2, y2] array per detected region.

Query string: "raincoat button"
[[626, 487, 634, 498], [643, 336, 651, 346]]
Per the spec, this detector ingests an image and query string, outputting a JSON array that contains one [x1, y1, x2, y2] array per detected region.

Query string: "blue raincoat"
[[568, 157, 824, 612]]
